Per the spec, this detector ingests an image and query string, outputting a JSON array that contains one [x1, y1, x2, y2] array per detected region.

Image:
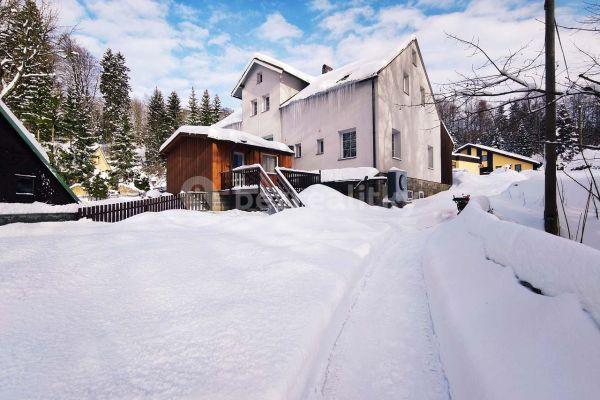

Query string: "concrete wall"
[[375, 41, 442, 182], [280, 80, 374, 171]]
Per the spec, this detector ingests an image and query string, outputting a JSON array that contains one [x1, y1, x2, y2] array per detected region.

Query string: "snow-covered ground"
[[1, 168, 599, 399]]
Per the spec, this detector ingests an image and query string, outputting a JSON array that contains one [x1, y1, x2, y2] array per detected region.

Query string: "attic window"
[[15, 174, 35, 195], [412, 49, 417, 66], [336, 74, 350, 83], [257, 72, 263, 84]]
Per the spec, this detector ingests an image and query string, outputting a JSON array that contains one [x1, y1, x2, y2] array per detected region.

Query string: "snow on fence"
[[78, 193, 209, 222]]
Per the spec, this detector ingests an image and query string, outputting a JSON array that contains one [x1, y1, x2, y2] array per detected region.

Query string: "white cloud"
[[309, 0, 335, 13], [320, 6, 374, 38], [208, 33, 231, 46], [256, 12, 303, 42]]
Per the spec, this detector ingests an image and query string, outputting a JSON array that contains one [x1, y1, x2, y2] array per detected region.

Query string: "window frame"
[[515, 164, 522, 172], [403, 73, 410, 95], [257, 71, 263, 84], [407, 190, 414, 201], [392, 129, 401, 160], [294, 143, 302, 159], [412, 49, 417, 66], [427, 145, 434, 169], [339, 129, 357, 160], [15, 173, 35, 196], [418, 191, 425, 199], [262, 95, 270, 112], [420, 87, 425, 106], [316, 138, 324, 155], [250, 99, 258, 116], [261, 154, 278, 173]]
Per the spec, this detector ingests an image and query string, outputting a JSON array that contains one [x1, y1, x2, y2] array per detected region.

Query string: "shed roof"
[[159, 125, 294, 154], [231, 53, 314, 99], [212, 108, 242, 128], [0, 100, 79, 202], [455, 143, 542, 165]]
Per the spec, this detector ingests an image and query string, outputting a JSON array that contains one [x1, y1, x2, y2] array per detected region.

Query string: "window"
[[340, 129, 357, 159], [262, 95, 270, 112], [412, 49, 417, 66], [392, 129, 401, 159], [452, 161, 457, 168], [257, 72, 263, 84], [407, 190, 414, 201], [418, 191, 425, 199], [232, 152, 245, 169], [420, 87, 425, 106], [251, 99, 258, 116], [263, 135, 273, 141], [261, 154, 277, 173], [482, 154, 488, 161], [316, 138, 324, 155], [15, 174, 35, 195], [427, 146, 434, 169], [515, 164, 522, 172], [403, 73, 410, 94], [294, 143, 302, 158]]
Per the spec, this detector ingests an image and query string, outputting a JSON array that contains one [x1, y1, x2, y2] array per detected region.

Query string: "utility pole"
[[544, 0, 559, 235]]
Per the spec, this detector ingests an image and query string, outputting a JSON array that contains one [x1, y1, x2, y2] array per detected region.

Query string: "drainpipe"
[[371, 77, 377, 169]]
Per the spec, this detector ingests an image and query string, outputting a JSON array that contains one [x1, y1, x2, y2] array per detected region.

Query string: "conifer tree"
[[199, 89, 213, 126], [2, 0, 57, 142], [556, 104, 578, 164], [514, 121, 533, 157], [165, 91, 182, 134], [145, 88, 167, 166], [212, 94, 222, 124], [187, 87, 200, 125]]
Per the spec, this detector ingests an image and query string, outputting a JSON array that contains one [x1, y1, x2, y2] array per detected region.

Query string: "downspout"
[[371, 77, 377, 169]]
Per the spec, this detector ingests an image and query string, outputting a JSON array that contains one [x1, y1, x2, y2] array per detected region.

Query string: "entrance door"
[[232, 152, 245, 169]]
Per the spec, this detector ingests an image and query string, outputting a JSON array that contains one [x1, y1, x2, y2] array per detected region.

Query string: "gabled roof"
[[281, 35, 417, 107], [455, 143, 542, 165], [212, 108, 242, 128], [0, 100, 79, 202], [231, 53, 314, 99], [159, 125, 294, 154]]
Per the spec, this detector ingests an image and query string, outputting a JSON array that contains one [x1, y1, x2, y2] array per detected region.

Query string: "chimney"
[[322, 64, 333, 74]]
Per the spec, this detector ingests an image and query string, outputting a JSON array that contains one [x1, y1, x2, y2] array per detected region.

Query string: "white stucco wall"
[[375, 41, 441, 182], [280, 81, 374, 171]]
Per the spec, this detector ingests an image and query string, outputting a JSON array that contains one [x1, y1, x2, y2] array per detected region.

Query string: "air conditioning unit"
[[387, 169, 409, 204]]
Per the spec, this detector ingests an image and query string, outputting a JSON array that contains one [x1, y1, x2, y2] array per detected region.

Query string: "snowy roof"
[[0, 100, 79, 202], [231, 53, 314, 99], [452, 152, 480, 161], [212, 108, 242, 128], [281, 36, 417, 107], [455, 143, 542, 165], [159, 125, 294, 154]]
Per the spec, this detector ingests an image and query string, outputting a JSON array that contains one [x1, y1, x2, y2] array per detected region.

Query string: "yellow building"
[[452, 152, 481, 174], [455, 143, 542, 174], [92, 145, 112, 174]]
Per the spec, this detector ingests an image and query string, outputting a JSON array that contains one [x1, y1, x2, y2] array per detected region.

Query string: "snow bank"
[[0, 202, 78, 215], [299, 184, 369, 210], [318, 167, 380, 182], [423, 201, 600, 400], [564, 149, 600, 170]]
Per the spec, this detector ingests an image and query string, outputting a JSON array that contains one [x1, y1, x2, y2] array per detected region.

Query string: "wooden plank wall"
[[166, 136, 212, 193]]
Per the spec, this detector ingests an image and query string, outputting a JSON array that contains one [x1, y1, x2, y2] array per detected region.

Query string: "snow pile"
[[159, 125, 293, 154], [299, 184, 369, 210], [318, 167, 380, 182], [0, 202, 78, 215], [423, 199, 600, 400], [564, 149, 600, 170], [282, 36, 415, 106]]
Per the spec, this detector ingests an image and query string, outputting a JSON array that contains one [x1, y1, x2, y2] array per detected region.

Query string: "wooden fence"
[[78, 192, 210, 223]]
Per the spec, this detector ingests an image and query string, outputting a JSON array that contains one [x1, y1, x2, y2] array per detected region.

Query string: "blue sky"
[[52, 0, 593, 109]]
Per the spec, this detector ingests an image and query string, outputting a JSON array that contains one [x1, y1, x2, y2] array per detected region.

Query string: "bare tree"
[[56, 33, 100, 99]]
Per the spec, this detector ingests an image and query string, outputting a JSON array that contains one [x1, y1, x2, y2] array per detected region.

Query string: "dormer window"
[[257, 72, 263, 84], [403, 73, 410, 94], [411, 49, 417, 66], [337, 74, 350, 83]]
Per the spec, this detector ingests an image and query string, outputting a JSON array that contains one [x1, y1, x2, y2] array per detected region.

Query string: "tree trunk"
[[544, 0, 560, 235]]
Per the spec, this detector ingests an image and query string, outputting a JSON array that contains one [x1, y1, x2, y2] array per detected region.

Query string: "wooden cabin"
[[0, 101, 78, 205], [159, 125, 294, 194], [454, 143, 542, 174]]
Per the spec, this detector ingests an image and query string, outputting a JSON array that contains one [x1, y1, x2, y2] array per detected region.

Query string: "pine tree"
[[165, 91, 182, 134], [514, 121, 533, 157], [100, 50, 134, 184], [491, 106, 507, 149], [187, 87, 200, 125], [199, 89, 213, 126], [145, 88, 167, 166], [556, 104, 578, 164], [2, 0, 57, 143], [212, 94, 222, 124], [60, 85, 95, 186]]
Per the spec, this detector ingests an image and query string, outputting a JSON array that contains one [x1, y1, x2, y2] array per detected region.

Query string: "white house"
[[222, 36, 452, 189]]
